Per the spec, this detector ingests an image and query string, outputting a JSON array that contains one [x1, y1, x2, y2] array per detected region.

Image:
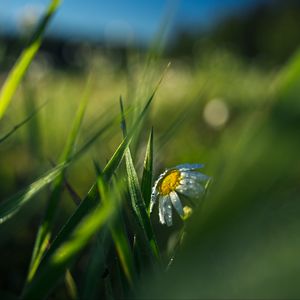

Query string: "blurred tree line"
[[169, 0, 300, 67], [1, 0, 300, 70]]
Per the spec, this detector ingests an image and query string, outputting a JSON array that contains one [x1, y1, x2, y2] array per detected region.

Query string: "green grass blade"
[[112, 258, 126, 300], [65, 269, 79, 300], [0, 162, 67, 224], [272, 48, 300, 126], [38, 91, 157, 263], [27, 77, 91, 282], [28, 70, 165, 287], [97, 174, 136, 285], [104, 275, 115, 300], [38, 184, 99, 262], [0, 114, 111, 225], [41, 118, 148, 259], [59, 77, 92, 161], [141, 128, 154, 212], [145, 5, 176, 65], [119, 96, 127, 136], [0, 0, 61, 120], [120, 98, 159, 261], [124, 147, 159, 260], [276, 48, 300, 97], [82, 229, 111, 300], [23, 82, 41, 157], [101, 90, 155, 181], [63, 179, 81, 206], [0, 102, 46, 143], [21, 187, 116, 300]]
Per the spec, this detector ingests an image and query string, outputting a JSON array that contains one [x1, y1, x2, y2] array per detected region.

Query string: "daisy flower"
[[150, 163, 209, 226]]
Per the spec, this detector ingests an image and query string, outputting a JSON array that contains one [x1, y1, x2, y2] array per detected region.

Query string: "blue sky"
[[0, 0, 271, 43]]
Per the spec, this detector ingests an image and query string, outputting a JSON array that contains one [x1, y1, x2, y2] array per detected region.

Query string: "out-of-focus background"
[[1, 0, 300, 298]]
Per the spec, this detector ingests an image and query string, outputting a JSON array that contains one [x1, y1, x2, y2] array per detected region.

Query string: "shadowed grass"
[[21, 180, 118, 300], [81, 228, 111, 300], [97, 173, 136, 285], [0, 113, 112, 225], [120, 98, 159, 262], [23, 77, 165, 297], [26, 77, 92, 282]]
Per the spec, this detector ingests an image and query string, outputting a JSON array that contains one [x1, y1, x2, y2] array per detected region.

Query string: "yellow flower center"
[[159, 170, 181, 195]]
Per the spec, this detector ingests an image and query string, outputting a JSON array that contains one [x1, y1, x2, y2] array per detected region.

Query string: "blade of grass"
[[276, 48, 300, 97], [97, 173, 136, 285], [0, 0, 61, 120], [0, 101, 47, 143], [65, 269, 78, 300], [124, 144, 159, 260], [131, 6, 174, 124], [112, 257, 126, 300], [0, 161, 67, 224], [82, 228, 111, 300], [27, 76, 91, 282], [0, 116, 112, 225], [120, 98, 159, 261], [23, 81, 41, 157], [102, 87, 156, 181], [132, 63, 170, 156], [146, 3, 177, 63], [48, 159, 82, 206], [271, 48, 300, 126], [63, 178, 81, 206], [104, 274, 115, 300], [28, 68, 166, 290], [21, 182, 118, 300], [38, 86, 159, 264], [141, 128, 154, 212]]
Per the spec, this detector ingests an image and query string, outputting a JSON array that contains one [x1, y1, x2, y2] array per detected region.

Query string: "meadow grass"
[[1, 2, 300, 299]]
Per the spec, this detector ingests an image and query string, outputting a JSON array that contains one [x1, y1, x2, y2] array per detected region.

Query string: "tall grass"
[[1, 2, 300, 299]]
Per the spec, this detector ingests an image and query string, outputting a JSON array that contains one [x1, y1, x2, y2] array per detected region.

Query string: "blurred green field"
[[0, 49, 273, 195], [1, 2, 300, 299]]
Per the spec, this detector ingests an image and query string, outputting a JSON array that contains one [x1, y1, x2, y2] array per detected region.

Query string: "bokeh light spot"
[[203, 98, 229, 128]]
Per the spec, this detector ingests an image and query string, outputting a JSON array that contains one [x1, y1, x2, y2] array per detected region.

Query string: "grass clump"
[[1, 3, 300, 299]]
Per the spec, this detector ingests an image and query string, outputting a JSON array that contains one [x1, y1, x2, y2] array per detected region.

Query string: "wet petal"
[[175, 163, 204, 171], [181, 171, 209, 182], [150, 171, 168, 212], [180, 178, 197, 186], [164, 196, 173, 226], [150, 190, 159, 212], [176, 182, 204, 198], [158, 196, 166, 224], [169, 191, 184, 217]]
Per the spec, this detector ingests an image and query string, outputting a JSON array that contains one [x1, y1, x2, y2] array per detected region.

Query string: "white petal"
[[175, 163, 204, 171], [164, 197, 173, 226], [180, 178, 197, 186], [158, 196, 166, 224], [176, 182, 204, 199], [150, 191, 158, 212], [169, 191, 184, 217], [150, 171, 167, 212], [181, 171, 209, 182]]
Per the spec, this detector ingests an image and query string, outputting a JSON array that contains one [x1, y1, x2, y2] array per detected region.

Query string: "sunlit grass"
[[1, 17, 300, 298]]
